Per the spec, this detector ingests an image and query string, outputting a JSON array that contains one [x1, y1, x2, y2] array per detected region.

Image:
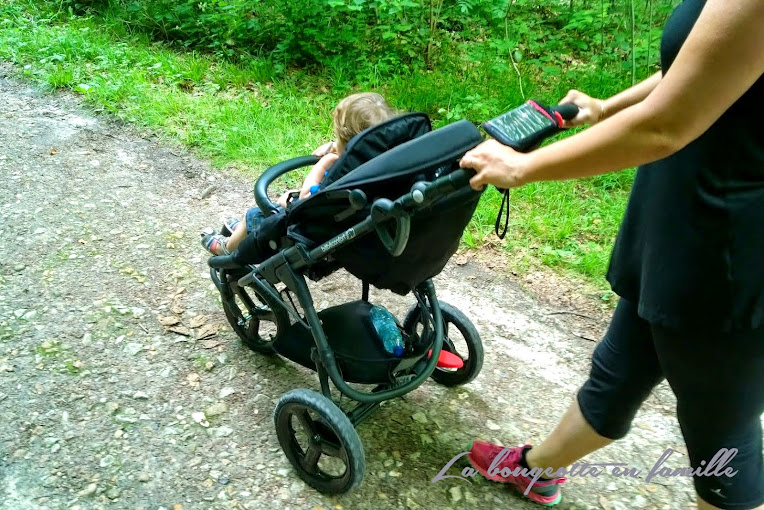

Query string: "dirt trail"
[[0, 69, 696, 510]]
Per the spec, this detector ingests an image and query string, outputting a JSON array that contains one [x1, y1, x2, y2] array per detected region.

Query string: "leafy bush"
[[52, 0, 677, 79]]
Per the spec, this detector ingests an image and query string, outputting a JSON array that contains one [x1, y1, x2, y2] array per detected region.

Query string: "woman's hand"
[[459, 139, 533, 191], [559, 90, 606, 127]]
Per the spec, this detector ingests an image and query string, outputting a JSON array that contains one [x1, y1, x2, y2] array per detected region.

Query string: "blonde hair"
[[332, 93, 397, 153]]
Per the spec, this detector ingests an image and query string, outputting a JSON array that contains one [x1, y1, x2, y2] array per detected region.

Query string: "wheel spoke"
[[296, 409, 317, 436], [443, 335, 456, 353], [320, 440, 344, 459], [246, 316, 260, 336], [257, 310, 276, 322], [235, 288, 257, 311], [302, 443, 322, 474]]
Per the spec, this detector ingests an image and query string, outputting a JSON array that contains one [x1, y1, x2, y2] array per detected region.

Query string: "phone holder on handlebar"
[[480, 100, 580, 239], [482, 100, 579, 153]]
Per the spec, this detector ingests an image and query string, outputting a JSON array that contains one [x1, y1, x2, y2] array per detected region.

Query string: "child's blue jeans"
[[245, 206, 283, 234]]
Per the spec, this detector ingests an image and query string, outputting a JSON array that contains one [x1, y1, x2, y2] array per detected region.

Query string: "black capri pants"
[[577, 299, 764, 509]]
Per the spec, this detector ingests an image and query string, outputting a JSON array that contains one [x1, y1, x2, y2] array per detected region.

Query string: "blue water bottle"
[[369, 305, 405, 357]]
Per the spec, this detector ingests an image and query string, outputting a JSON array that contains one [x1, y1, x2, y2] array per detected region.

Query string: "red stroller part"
[[428, 348, 464, 369]]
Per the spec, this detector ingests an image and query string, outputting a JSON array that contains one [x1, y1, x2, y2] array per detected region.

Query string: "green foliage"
[[43, 0, 676, 79], [0, 0, 680, 286]]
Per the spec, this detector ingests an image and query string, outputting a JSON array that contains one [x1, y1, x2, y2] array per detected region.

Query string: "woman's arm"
[[562, 71, 662, 127], [461, 0, 764, 190], [299, 153, 339, 198]]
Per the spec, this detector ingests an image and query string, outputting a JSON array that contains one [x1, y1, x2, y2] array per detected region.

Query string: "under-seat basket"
[[272, 300, 427, 384]]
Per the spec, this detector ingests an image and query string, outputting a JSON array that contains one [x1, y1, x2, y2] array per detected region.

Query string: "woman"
[[459, 0, 763, 508]]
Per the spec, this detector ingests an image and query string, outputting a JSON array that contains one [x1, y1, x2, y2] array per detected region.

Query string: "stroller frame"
[[208, 128, 484, 494]]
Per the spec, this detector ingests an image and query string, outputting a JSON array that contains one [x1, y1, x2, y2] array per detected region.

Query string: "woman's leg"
[[525, 400, 612, 472], [471, 297, 665, 499], [526, 298, 665, 472], [652, 324, 764, 510]]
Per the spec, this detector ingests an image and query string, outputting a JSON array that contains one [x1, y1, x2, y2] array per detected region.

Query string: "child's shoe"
[[220, 217, 241, 237], [200, 227, 230, 255], [468, 441, 565, 506]]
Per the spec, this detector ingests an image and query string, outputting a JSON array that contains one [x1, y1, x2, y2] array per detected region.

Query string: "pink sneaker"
[[468, 441, 565, 506]]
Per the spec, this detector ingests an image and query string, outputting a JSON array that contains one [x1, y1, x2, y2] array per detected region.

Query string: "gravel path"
[[0, 67, 699, 510]]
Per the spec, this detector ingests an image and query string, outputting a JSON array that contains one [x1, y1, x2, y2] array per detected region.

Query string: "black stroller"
[[207, 113, 486, 494]]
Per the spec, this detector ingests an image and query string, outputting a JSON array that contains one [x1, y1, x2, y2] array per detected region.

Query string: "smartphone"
[[482, 100, 562, 152]]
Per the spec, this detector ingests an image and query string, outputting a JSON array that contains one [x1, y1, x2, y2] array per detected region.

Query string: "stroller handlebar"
[[207, 254, 240, 269], [552, 103, 580, 121], [254, 155, 320, 216], [399, 168, 477, 209]]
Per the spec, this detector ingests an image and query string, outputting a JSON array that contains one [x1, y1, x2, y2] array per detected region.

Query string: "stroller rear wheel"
[[221, 271, 288, 354], [403, 301, 484, 386], [274, 389, 365, 495]]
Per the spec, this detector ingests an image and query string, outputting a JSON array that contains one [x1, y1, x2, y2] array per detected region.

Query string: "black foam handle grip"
[[207, 255, 240, 269], [551, 103, 580, 121]]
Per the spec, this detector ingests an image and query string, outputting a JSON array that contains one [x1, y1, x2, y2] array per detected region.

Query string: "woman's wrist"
[[596, 99, 607, 123], [517, 151, 540, 185]]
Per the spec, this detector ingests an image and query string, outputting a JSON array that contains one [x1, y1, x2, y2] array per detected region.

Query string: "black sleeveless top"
[[606, 0, 764, 332]]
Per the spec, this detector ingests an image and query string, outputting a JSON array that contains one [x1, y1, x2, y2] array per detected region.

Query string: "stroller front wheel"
[[221, 271, 288, 354], [274, 389, 365, 494], [403, 301, 484, 387]]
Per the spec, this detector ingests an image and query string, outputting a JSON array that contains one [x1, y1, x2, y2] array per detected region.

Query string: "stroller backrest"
[[232, 114, 434, 269], [288, 119, 484, 295], [320, 113, 432, 189]]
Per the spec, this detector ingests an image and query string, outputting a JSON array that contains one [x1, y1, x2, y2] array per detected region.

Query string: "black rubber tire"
[[403, 301, 484, 386], [274, 389, 365, 494], [221, 272, 288, 354]]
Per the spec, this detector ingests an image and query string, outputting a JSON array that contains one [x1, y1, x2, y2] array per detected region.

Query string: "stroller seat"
[[234, 113, 484, 294], [318, 112, 433, 189]]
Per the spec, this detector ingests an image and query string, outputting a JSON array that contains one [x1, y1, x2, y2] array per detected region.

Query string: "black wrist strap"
[[494, 188, 510, 239]]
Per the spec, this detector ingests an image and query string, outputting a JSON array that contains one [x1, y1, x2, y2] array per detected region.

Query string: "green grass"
[[472, 170, 632, 279], [0, 1, 638, 288]]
